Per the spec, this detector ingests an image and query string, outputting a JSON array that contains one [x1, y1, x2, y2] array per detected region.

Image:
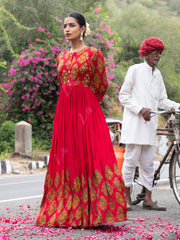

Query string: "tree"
[[0, 0, 105, 78], [1, 6, 121, 149], [107, 0, 180, 102]]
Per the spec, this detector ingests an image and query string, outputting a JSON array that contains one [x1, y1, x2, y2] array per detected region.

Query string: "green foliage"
[[0, 0, 105, 74], [0, 151, 8, 160], [108, 0, 180, 103], [164, 0, 180, 15], [2, 0, 180, 152], [1, 8, 121, 150], [1, 24, 66, 147], [0, 120, 15, 153], [32, 121, 54, 150], [0, 5, 37, 79], [0, 60, 7, 68]]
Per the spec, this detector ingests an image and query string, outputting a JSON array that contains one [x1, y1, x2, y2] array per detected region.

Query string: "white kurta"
[[119, 61, 180, 146]]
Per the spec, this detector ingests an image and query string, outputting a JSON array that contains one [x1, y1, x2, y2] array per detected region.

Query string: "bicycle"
[[131, 109, 180, 206], [106, 118, 122, 146]]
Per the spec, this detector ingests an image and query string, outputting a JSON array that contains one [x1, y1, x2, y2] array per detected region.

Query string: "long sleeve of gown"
[[91, 50, 108, 103]]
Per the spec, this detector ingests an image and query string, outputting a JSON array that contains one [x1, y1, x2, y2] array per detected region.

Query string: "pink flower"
[[146, 235, 153, 239], [91, 41, 96, 46], [56, 16, 63, 22], [177, 233, 180, 240], [93, 8, 100, 13], [38, 27, 46, 32], [2, 83, 8, 89], [38, 111, 43, 115], [105, 41, 113, 47], [52, 73, 57, 77], [37, 73, 42, 78], [95, 33, 102, 39], [9, 68, 16, 75], [50, 87, 56, 91], [29, 76, 34, 82], [47, 32, 53, 37], [34, 51, 41, 56], [21, 77, 25, 82]]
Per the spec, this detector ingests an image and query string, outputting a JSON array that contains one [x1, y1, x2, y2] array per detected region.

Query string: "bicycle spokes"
[[170, 152, 180, 205]]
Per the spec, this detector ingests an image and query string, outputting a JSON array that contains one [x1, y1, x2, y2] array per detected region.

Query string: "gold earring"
[[80, 32, 83, 41]]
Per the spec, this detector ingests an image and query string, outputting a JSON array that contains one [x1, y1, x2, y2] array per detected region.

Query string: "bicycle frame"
[[131, 110, 180, 205], [153, 142, 173, 185], [153, 141, 180, 190], [154, 112, 180, 186]]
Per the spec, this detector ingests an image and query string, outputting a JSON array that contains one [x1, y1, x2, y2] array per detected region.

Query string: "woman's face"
[[64, 17, 84, 42]]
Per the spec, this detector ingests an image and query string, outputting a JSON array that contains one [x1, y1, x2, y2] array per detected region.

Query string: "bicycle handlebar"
[[150, 109, 180, 115]]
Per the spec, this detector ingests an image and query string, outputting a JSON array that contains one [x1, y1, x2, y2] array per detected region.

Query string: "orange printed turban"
[[138, 37, 165, 57]]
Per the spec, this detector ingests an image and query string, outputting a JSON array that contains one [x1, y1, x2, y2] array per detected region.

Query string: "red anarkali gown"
[[35, 46, 127, 228]]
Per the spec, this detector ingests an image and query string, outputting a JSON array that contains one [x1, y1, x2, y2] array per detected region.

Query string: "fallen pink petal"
[[0, 204, 179, 240]]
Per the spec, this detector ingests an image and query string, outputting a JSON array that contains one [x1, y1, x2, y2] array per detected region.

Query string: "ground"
[[0, 150, 49, 177]]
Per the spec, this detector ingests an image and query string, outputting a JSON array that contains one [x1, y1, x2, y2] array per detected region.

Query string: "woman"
[[35, 12, 127, 228]]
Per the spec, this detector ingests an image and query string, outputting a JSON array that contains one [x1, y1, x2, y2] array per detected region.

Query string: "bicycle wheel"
[[170, 151, 180, 205]]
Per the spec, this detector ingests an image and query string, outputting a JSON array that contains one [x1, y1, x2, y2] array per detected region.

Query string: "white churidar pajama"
[[122, 144, 155, 191], [119, 61, 180, 190]]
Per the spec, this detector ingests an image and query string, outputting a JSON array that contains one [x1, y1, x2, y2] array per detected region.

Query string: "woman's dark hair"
[[66, 12, 86, 38]]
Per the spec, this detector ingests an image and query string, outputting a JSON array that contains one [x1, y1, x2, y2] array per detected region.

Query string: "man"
[[119, 37, 180, 211]]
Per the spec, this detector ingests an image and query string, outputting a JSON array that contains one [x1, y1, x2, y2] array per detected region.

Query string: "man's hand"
[[139, 108, 151, 121]]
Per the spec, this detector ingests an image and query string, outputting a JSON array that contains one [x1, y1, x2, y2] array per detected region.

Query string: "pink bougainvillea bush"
[[2, 11, 122, 148]]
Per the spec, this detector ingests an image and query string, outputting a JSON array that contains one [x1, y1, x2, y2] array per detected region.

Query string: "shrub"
[[2, 10, 123, 149], [0, 120, 15, 153]]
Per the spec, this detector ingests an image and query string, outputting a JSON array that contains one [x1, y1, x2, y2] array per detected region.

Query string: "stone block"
[[44, 155, 49, 166], [6, 161, 12, 174], [0, 161, 12, 174], [28, 161, 45, 170], [15, 121, 32, 154], [28, 161, 36, 170]]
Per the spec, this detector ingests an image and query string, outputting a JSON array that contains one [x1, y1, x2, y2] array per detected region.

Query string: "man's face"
[[145, 50, 163, 68]]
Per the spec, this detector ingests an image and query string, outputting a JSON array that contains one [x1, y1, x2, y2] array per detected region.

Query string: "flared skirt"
[[35, 84, 127, 228]]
